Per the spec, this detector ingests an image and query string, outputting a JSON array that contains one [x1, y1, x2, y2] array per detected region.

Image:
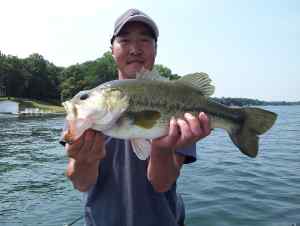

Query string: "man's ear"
[[154, 42, 157, 57]]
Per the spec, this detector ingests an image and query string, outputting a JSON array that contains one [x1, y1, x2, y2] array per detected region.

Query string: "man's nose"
[[129, 41, 142, 55]]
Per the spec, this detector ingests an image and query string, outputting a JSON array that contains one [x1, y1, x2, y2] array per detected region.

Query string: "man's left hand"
[[152, 112, 211, 151]]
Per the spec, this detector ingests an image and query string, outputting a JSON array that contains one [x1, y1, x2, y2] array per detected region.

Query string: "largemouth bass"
[[62, 70, 277, 160]]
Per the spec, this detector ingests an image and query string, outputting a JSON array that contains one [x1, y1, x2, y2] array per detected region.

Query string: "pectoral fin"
[[131, 138, 151, 160]]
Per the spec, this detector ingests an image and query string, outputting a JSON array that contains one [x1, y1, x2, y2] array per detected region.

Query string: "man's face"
[[111, 21, 157, 79]]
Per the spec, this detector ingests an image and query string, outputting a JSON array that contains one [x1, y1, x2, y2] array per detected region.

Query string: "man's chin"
[[126, 67, 145, 78]]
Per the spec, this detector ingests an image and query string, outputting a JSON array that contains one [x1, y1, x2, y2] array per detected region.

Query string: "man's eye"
[[141, 37, 154, 44], [119, 38, 129, 43]]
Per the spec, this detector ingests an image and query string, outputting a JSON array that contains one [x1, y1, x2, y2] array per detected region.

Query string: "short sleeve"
[[175, 143, 197, 164]]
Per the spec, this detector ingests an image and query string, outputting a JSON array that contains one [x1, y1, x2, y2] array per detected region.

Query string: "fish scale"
[[122, 79, 242, 123]]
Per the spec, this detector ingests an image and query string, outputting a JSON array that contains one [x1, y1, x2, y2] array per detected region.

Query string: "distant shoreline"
[[211, 97, 300, 107], [0, 97, 64, 113]]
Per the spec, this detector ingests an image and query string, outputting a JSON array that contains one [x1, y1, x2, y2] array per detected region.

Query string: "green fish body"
[[63, 70, 277, 160]]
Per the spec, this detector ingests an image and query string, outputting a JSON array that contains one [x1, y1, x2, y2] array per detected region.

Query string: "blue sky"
[[1, 0, 299, 101]]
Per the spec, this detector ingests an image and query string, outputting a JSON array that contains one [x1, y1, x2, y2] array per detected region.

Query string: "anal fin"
[[130, 138, 151, 160]]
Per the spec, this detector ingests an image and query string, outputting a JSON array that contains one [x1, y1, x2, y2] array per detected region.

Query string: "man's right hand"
[[65, 129, 106, 192], [66, 129, 106, 163]]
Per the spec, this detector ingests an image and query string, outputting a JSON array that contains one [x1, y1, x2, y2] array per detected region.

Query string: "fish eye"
[[80, 93, 89, 100]]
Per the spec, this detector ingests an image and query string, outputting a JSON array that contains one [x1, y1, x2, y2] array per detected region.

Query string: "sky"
[[0, 0, 299, 101]]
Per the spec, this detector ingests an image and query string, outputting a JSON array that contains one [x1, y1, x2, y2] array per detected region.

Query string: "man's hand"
[[147, 112, 211, 193], [66, 129, 106, 163], [152, 112, 211, 151], [65, 129, 106, 192]]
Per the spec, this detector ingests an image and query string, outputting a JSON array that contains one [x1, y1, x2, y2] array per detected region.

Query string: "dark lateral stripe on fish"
[[128, 98, 244, 123]]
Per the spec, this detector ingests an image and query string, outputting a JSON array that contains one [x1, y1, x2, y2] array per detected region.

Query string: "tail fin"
[[229, 107, 277, 157]]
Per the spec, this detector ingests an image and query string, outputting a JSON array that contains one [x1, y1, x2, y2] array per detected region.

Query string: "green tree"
[[154, 64, 179, 80], [23, 53, 61, 100], [85, 52, 117, 88], [0, 55, 26, 97], [59, 64, 89, 100]]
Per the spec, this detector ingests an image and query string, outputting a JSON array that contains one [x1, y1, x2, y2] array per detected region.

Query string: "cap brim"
[[114, 15, 158, 39]]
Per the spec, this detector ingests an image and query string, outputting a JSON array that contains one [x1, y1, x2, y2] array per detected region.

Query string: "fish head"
[[62, 85, 129, 143]]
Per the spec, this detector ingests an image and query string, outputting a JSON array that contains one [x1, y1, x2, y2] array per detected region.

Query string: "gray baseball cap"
[[111, 8, 159, 44]]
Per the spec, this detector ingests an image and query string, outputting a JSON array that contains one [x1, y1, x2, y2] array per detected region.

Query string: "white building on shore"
[[0, 100, 19, 114], [0, 85, 6, 97]]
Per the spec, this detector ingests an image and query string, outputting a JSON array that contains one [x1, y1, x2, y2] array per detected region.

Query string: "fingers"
[[151, 112, 211, 151], [177, 117, 193, 143], [176, 112, 211, 146], [75, 130, 96, 160], [152, 117, 180, 150], [66, 133, 84, 159], [168, 117, 181, 142], [184, 113, 202, 136], [198, 112, 211, 137], [66, 129, 105, 162], [90, 132, 106, 160]]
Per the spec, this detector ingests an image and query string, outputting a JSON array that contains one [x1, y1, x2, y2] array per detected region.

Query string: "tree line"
[[0, 50, 298, 106], [0, 51, 179, 103]]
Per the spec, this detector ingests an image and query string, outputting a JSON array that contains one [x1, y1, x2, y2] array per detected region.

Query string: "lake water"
[[0, 106, 299, 226]]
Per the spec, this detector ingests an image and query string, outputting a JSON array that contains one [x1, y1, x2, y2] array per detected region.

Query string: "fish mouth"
[[62, 101, 77, 144], [62, 101, 95, 144], [62, 101, 77, 120]]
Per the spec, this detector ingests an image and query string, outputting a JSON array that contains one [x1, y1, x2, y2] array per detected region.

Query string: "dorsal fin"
[[175, 72, 215, 97], [136, 68, 169, 81]]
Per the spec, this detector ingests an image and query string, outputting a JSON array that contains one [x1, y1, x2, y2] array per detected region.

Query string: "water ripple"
[[1, 106, 300, 225]]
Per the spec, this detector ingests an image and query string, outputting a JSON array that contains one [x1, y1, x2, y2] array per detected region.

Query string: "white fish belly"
[[102, 124, 168, 140]]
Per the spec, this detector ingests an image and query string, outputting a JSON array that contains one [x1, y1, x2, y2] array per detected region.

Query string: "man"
[[64, 9, 210, 226]]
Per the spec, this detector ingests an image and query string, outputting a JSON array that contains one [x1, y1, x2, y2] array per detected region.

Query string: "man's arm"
[[65, 130, 106, 192], [147, 112, 210, 193]]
